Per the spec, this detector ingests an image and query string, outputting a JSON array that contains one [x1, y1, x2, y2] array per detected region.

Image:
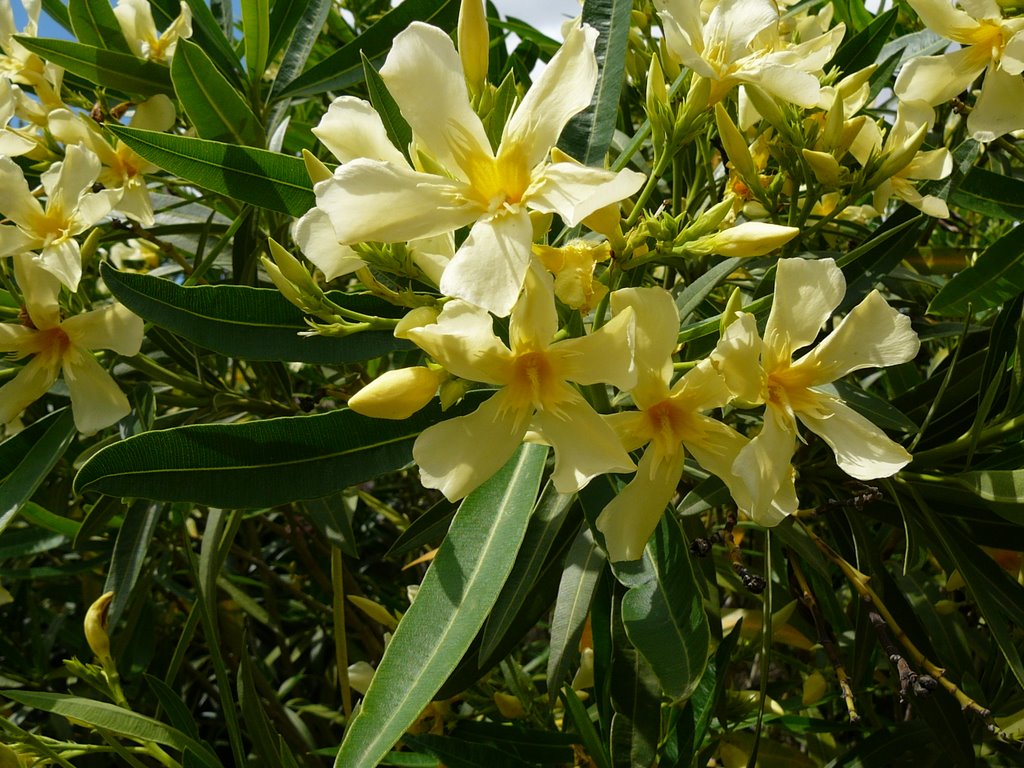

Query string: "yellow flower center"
[[31, 206, 70, 245], [506, 350, 562, 414], [642, 399, 692, 455], [765, 364, 818, 414], [965, 20, 1005, 51], [463, 143, 531, 210]]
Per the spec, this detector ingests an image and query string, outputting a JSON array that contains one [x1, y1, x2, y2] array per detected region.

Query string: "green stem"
[[911, 413, 1024, 466]]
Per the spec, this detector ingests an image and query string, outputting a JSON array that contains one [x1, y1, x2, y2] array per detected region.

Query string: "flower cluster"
[[292, 1, 926, 561]]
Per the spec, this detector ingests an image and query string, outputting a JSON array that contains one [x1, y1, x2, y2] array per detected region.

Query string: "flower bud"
[[302, 149, 333, 185], [348, 367, 440, 419], [494, 692, 525, 719], [439, 377, 470, 410], [458, 0, 489, 96], [802, 670, 827, 705], [697, 222, 800, 257], [715, 104, 759, 191], [802, 149, 842, 187], [84, 591, 115, 667], [395, 306, 439, 339], [720, 286, 744, 336]]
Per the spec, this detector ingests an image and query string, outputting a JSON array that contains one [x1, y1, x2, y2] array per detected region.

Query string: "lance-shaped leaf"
[[172, 40, 264, 146], [951, 167, 1024, 221], [334, 444, 547, 768], [101, 264, 407, 364], [14, 36, 173, 96], [241, 0, 270, 82], [269, 0, 332, 98], [68, 0, 132, 52], [613, 513, 710, 702], [107, 125, 314, 216], [556, 0, 632, 164], [829, 7, 897, 75], [73, 394, 487, 507], [278, 0, 458, 97], [0, 409, 76, 537], [928, 224, 1024, 316], [0, 692, 222, 768]]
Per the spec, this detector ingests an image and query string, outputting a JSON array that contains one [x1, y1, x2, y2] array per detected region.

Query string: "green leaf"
[[237, 636, 283, 765], [265, 0, 311, 66], [0, 692, 222, 768], [928, 224, 1024, 316], [14, 36, 172, 96], [241, 0, 269, 82], [179, 0, 244, 82], [73, 394, 486, 508], [269, 0, 332, 99], [675, 257, 742, 324], [0, 409, 76, 538], [333, 444, 547, 768], [829, 7, 897, 75], [614, 514, 710, 702], [101, 263, 407, 363], [953, 469, 1024, 511], [951, 167, 1024, 221], [279, 0, 459, 98], [557, 0, 632, 164], [404, 735, 535, 768], [481, 483, 575, 660], [68, 0, 132, 52], [42, 0, 74, 34], [107, 125, 314, 216], [172, 40, 265, 146], [362, 52, 412, 161], [547, 526, 606, 698], [561, 686, 611, 768], [103, 501, 162, 627]]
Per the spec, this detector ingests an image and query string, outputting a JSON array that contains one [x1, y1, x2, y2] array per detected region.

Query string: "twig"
[[864, 599, 937, 701]]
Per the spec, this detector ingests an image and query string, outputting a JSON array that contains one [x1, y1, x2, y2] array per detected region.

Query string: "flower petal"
[[610, 286, 679, 380], [380, 22, 492, 177], [62, 345, 132, 434], [0, 155, 42, 229], [669, 358, 734, 412], [405, 300, 512, 384], [765, 257, 845, 359], [293, 207, 365, 281], [894, 46, 988, 106], [969, 62, 1024, 142], [0, 352, 60, 425], [313, 96, 409, 165], [795, 290, 919, 385], [44, 143, 100, 202], [532, 390, 635, 493], [712, 312, 765, 404], [439, 209, 534, 317], [596, 447, 685, 561], [63, 303, 144, 356], [316, 158, 478, 244], [502, 24, 598, 169], [551, 305, 637, 392], [797, 394, 912, 480], [131, 94, 176, 132], [13, 252, 61, 330], [413, 389, 524, 501], [38, 239, 82, 291], [510, 263, 558, 349], [731, 404, 798, 524], [529, 162, 645, 226]]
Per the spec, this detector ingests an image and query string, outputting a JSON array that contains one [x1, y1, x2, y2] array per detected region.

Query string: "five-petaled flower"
[[313, 21, 645, 317], [713, 257, 920, 524], [403, 266, 638, 501], [0, 255, 143, 434]]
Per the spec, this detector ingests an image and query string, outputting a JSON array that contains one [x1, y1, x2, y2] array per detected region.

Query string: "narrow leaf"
[[14, 36, 172, 96], [0, 409, 76, 538], [107, 125, 314, 216], [615, 514, 710, 702], [101, 264, 407, 365], [951, 167, 1024, 221], [928, 224, 1024, 316], [172, 40, 264, 146], [547, 526, 606, 698], [241, 0, 269, 82], [0, 692, 221, 768], [68, 0, 132, 52], [334, 444, 548, 768], [279, 0, 459, 98], [269, 0, 332, 98], [557, 0, 632, 164], [73, 394, 486, 508], [362, 52, 412, 160], [103, 501, 163, 627], [829, 7, 898, 75]]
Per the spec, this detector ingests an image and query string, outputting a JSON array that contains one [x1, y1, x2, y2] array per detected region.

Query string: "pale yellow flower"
[[0, 255, 143, 434], [405, 266, 637, 501], [654, 0, 844, 108], [114, 0, 192, 63], [313, 22, 645, 316], [0, 144, 120, 290], [49, 95, 177, 226], [596, 287, 749, 561], [713, 257, 920, 524], [894, 0, 1024, 141]]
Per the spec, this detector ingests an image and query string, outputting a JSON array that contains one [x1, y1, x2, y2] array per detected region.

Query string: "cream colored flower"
[[0, 77, 35, 156], [596, 287, 749, 561], [114, 0, 192, 63], [313, 22, 645, 317], [894, 0, 1024, 141], [654, 0, 844, 108], [0, 255, 143, 434], [405, 266, 637, 501], [533, 239, 610, 313], [49, 96, 177, 226], [0, 144, 120, 290], [713, 257, 920, 524]]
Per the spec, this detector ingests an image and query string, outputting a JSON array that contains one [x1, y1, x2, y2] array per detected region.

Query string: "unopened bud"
[[720, 287, 744, 336], [715, 104, 758, 190], [494, 692, 525, 719], [802, 671, 827, 705], [84, 591, 115, 667], [458, 0, 489, 96], [302, 149, 333, 185], [395, 306, 439, 339], [697, 222, 800, 257], [802, 149, 842, 187], [348, 367, 440, 419], [439, 377, 470, 410]]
